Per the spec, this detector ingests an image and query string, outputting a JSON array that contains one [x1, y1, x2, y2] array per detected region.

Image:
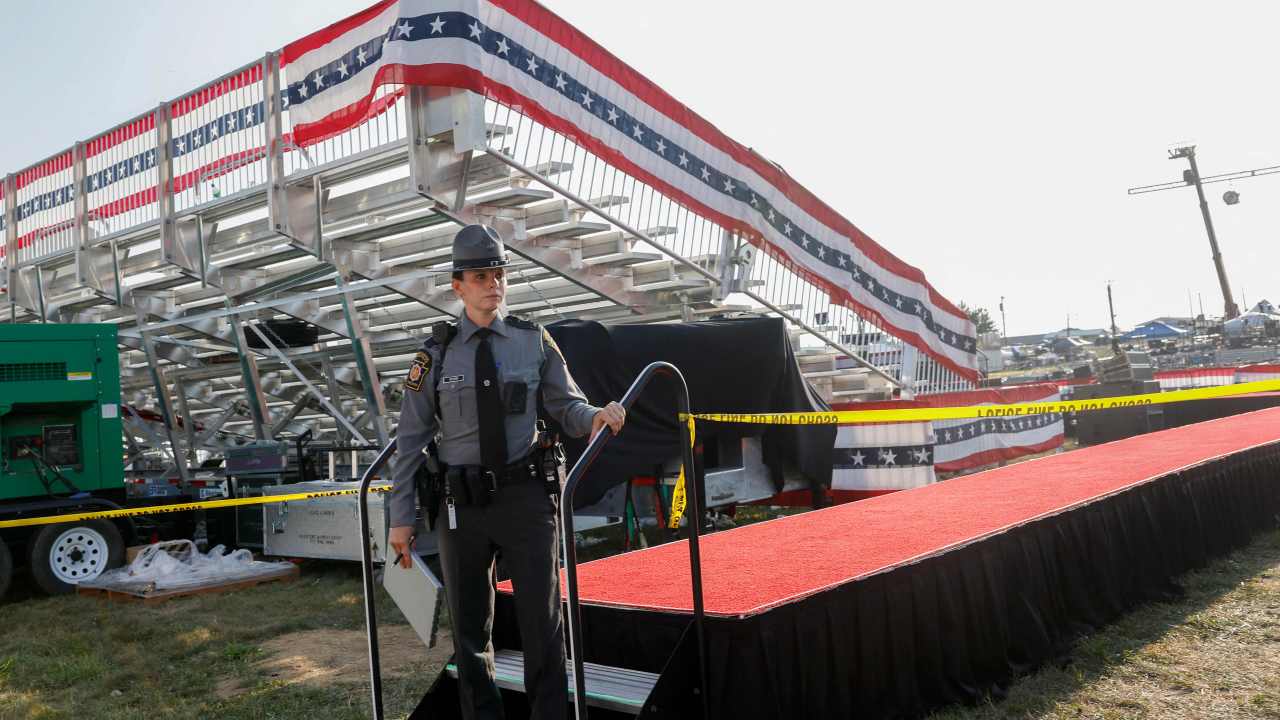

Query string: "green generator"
[[0, 323, 124, 499], [0, 323, 128, 599]]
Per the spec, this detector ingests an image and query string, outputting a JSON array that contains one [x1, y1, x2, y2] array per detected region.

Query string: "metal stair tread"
[[444, 649, 657, 714], [528, 220, 612, 240], [802, 368, 870, 379], [795, 349, 841, 359], [579, 251, 663, 267], [832, 387, 892, 398], [630, 277, 710, 292], [470, 185, 555, 208]]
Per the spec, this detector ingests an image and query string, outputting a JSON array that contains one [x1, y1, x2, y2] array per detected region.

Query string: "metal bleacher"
[[1, 48, 972, 478]]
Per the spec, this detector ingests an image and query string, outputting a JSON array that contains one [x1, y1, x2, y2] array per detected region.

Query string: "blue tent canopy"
[[1121, 321, 1187, 340]]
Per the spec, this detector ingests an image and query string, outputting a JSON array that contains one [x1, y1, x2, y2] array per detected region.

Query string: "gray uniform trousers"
[[438, 478, 567, 720]]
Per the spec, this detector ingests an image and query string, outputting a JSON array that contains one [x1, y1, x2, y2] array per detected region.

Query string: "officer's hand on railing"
[[388, 525, 415, 569], [591, 401, 626, 440]]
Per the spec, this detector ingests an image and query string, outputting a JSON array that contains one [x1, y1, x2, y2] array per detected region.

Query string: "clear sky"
[[4, 0, 1278, 336]]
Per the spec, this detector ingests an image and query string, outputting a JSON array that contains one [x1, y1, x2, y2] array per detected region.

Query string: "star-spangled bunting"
[[281, 7, 979, 364], [932, 413, 1062, 447], [834, 444, 934, 469]]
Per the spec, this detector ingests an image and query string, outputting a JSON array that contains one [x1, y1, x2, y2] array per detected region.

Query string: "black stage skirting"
[[494, 440, 1280, 718], [1163, 393, 1280, 429]]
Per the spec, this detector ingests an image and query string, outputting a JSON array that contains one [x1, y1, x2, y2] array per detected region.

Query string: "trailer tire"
[[29, 520, 125, 595], [0, 538, 12, 601]]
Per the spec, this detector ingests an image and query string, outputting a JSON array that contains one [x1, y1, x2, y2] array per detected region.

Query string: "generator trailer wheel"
[[28, 520, 125, 595]]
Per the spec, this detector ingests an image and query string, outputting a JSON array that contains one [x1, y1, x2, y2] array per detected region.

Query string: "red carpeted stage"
[[493, 407, 1280, 718]]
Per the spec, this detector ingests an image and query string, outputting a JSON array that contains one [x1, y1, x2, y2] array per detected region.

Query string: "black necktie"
[[474, 328, 507, 473]]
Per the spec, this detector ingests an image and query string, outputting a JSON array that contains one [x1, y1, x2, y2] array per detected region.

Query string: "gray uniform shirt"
[[389, 313, 600, 527]]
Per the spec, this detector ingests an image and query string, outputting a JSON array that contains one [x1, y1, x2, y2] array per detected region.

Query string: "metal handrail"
[[358, 439, 398, 720], [561, 361, 708, 719]]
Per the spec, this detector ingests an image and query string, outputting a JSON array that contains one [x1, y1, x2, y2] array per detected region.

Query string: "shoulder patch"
[[405, 350, 431, 392], [505, 315, 538, 331], [542, 328, 564, 358]]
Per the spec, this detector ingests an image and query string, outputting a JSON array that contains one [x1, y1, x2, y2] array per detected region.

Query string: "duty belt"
[[440, 454, 541, 530], [446, 455, 539, 489]]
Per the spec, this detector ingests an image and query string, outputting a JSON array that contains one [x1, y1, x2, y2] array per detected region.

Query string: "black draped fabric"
[[494, 442, 1280, 719], [541, 317, 834, 508], [1162, 393, 1280, 429]]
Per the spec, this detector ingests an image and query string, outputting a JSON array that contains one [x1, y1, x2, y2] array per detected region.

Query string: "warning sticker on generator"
[[67, 371, 93, 381]]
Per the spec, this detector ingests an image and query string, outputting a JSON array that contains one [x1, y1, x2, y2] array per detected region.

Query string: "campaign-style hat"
[[451, 224, 511, 271]]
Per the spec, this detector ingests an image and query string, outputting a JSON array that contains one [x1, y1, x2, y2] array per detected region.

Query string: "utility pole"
[[1107, 282, 1120, 352], [1130, 146, 1240, 320], [999, 296, 1007, 346]]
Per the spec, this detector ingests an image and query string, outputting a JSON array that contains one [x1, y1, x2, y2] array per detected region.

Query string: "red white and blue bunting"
[[282, 0, 979, 379], [833, 421, 936, 493], [832, 384, 1065, 491], [930, 388, 1064, 471]]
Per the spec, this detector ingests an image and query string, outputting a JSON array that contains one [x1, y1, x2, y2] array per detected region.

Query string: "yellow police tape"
[[667, 416, 696, 529], [6, 378, 1277, 532], [686, 378, 1280, 426], [0, 486, 391, 530]]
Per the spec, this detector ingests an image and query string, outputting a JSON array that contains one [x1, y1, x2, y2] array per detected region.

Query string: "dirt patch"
[[217, 625, 451, 699]]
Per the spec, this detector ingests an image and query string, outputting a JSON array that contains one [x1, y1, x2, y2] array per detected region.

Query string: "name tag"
[[441, 374, 465, 385]]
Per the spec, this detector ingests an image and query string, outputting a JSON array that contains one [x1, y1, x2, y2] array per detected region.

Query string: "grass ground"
[[0, 562, 447, 719], [2, 507, 1278, 719]]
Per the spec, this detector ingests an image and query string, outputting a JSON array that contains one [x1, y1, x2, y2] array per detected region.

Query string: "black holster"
[[417, 442, 446, 531], [535, 421, 567, 498], [445, 465, 498, 508]]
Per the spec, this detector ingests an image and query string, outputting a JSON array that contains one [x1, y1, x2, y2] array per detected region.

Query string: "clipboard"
[[383, 551, 445, 649]]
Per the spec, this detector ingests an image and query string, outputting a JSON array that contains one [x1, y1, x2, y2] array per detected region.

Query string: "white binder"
[[383, 551, 445, 649]]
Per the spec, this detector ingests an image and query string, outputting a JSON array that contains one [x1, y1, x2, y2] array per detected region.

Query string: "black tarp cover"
[[541, 317, 834, 508]]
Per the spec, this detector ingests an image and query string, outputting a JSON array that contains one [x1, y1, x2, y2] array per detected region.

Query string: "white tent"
[[1224, 310, 1280, 336]]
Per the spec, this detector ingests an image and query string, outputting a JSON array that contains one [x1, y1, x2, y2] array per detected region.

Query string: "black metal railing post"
[[358, 439, 398, 720], [561, 361, 708, 719], [675, 373, 711, 720]]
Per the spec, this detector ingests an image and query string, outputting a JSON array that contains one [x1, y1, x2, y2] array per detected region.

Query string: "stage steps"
[[444, 649, 659, 715]]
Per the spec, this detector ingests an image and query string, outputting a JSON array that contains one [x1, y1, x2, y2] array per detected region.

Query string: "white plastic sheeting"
[[89, 540, 294, 593]]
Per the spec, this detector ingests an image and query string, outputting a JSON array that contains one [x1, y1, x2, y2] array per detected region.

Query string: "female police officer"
[[388, 224, 625, 720]]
